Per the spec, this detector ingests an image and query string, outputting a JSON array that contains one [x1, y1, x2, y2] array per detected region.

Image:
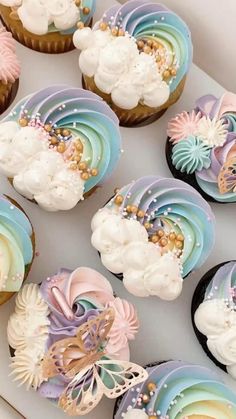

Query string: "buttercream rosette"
[[91, 176, 215, 301], [73, 0, 192, 126], [113, 360, 236, 419], [0, 194, 34, 305], [193, 261, 236, 380], [7, 267, 146, 416], [0, 27, 20, 114], [0, 0, 96, 53], [166, 91, 236, 203], [0, 85, 122, 211]]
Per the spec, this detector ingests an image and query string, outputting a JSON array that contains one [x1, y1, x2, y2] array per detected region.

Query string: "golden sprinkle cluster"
[[151, 229, 184, 253]]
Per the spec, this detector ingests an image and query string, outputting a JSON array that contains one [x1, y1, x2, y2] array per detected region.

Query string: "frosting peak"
[[0, 28, 20, 84]]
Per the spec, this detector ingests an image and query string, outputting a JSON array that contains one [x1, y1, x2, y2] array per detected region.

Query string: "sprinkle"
[[10, 205, 14, 210]]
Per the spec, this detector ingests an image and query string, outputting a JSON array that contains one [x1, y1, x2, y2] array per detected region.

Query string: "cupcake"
[[0, 85, 122, 211], [192, 261, 236, 380], [114, 360, 236, 419], [0, 27, 20, 115], [0, 194, 34, 305], [0, 0, 95, 53], [73, 0, 192, 127], [7, 267, 148, 415], [91, 176, 215, 301], [166, 92, 236, 203]]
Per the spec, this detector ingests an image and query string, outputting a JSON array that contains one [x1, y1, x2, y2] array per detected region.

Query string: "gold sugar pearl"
[[163, 70, 170, 79], [70, 162, 78, 170], [74, 139, 83, 152], [147, 382, 157, 392], [111, 27, 118, 36], [83, 6, 90, 15], [144, 222, 151, 230], [99, 21, 108, 31], [177, 233, 184, 242], [75, 0, 81, 6], [143, 45, 151, 54], [169, 232, 176, 241], [71, 152, 81, 162], [77, 21, 84, 29], [175, 240, 183, 249], [160, 238, 168, 247], [137, 210, 145, 218], [19, 118, 28, 127], [57, 142, 66, 153], [153, 41, 159, 50], [44, 124, 52, 132], [62, 129, 71, 137], [118, 28, 125, 37], [78, 161, 87, 171], [91, 168, 98, 177], [114, 195, 123, 205], [157, 229, 164, 238], [130, 205, 138, 214], [50, 136, 59, 145], [151, 235, 159, 244], [81, 172, 89, 180], [137, 40, 145, 49], [170, 67, 177, 76], [142, 394, 150, 404], [147, 39, 153, 47], [126, 205, 132, 213], [149, 416, 157, 419], [55, 128, 62, 135], [156, 55, 162, 63]]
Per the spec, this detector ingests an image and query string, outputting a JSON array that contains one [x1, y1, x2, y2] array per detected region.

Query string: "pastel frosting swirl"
[[114, 360, 236, 419], [0, 0, 95, 35], [101, 1, 192, 91], [194, 261, 236, 379], [0, 85, 122, 211], [0, 195, 33, 293], [0, 27, 20, 84], [91, 176, 215, 300]]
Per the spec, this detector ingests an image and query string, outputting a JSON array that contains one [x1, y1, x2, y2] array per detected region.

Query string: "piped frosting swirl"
[[0, 85, 122, 211], [91, 176, 215, 300], [0, 27, 20, 84]]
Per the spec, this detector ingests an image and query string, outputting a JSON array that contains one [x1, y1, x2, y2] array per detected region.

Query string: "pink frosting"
[[167, 110, 202, 143], [0, 27, 20, 84], [106, 297, 139, 361]]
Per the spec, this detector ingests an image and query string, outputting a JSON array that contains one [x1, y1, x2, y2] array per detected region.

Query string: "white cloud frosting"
[[91, 208, 183, 300], [195, 299, 236, 378], [74, 28, 170, 110], [0, 121, 85, 211], [123, 409, 148, 419], [0, 0, 80, 35]]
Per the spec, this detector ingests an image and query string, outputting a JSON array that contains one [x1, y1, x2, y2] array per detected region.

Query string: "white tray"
[[1, 1, 236, 418]]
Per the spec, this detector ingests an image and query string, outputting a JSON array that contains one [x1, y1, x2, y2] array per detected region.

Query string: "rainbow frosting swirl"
[[0, 195, 33, 296], [194, 261, 236, 379], [167, 92, 236, 202], [114, 360, 236, 419], [91, 176, 215, 301], [0, 85, 121, 211]]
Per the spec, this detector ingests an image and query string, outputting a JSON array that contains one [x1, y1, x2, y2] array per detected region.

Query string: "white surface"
[[1, 1, 236, 418], [119, 0, 236, 93]]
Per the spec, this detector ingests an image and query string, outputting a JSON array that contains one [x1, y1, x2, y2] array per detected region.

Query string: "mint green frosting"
[[172, 135, 211, 174]]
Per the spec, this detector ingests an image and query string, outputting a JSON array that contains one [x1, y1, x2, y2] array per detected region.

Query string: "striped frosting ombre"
[[91, 177, 215, 300], [0, 85, 122, 211], [114, 361, 236, 419]]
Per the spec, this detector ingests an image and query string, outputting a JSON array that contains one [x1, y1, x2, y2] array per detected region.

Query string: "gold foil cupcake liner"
[[82, 75, 187, 127], [0, 79, 19, 115], [0, 5, 92, 54], [0, 196, 35, 306]]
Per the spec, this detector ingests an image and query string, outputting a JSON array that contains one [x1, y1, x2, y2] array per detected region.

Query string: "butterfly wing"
[[58, 359, 148, 416], [42, 308, 115, 380], [218, 157, 236, 194]]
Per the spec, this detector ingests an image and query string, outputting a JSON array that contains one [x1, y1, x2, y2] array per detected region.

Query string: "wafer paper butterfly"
[[218, 157, 236, 194], [42, 308, 148, 416]]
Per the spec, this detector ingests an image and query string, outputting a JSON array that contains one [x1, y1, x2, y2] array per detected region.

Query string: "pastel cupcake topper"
[[167, 91, 236, 203], [194, 261, 236, 379], [91, 176, 215, 301], [0, 85, 122, 211], [73, 0, 192, 125], [8, 267, 147, 415]]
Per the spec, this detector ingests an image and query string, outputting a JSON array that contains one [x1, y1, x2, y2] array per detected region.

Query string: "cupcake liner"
[[82, 75, 186, 127], [191, 261, 236, 373], [165, 138, 227, 204], [0, 5, 92, 54], [0, 195, 35, 306], [0, 79, 19, 115]]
